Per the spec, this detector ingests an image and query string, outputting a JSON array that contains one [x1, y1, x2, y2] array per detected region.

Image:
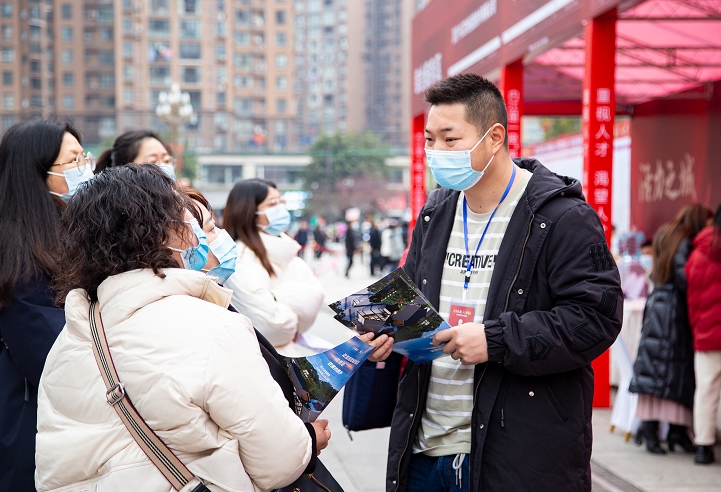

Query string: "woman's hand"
[[358, 332, 394, 362], [310, 419, 331, 455]]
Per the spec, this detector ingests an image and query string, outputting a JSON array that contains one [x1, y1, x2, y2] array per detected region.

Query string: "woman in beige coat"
[[35, 165, 328, 492]]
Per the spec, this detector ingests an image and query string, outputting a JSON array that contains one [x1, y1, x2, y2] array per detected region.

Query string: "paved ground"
[[304, 250, 721, 492]]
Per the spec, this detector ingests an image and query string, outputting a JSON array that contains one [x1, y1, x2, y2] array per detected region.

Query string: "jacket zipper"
[[396, 369, 421, 491], [503, 214, 535, 312]]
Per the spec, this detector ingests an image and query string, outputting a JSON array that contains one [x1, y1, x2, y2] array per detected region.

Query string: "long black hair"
[[0, 119, 81, 309], [53, 164, 190, 303], [224, 179, 277, 276], [95, 130, 170, 174]]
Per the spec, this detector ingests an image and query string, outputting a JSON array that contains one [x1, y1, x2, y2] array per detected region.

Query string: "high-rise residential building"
[[0, 0, 296, 152], [292, 0, 411, 152]]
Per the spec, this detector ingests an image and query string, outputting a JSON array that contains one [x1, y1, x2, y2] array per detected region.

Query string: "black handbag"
[[276, 459, 344, 492], [342, 355, 402, 433]]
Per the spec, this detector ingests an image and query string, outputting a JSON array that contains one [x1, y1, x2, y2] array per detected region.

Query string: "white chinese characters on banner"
[[638, 153, 697, 203], [506, 88, 521, 158]]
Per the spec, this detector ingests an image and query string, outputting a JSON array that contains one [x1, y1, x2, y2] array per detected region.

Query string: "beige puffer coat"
[[35, 268, 312, 492]]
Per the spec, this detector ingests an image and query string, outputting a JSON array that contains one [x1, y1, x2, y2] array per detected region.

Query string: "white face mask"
[[47, 165, 95, 202], [424, 125, 495, 191]]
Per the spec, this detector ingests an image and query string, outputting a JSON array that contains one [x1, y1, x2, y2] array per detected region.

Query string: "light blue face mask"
[[206, 228, 238, 285], [47, 165, 95, 203], [257, 204, 292, 236], [157, 163, 176, 181], [425, 125, 496, 191], [170, 218, 209, 270]]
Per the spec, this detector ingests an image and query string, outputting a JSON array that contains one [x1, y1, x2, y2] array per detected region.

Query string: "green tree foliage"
[[541, 117, 582, 140], [303, 132, 390, 185]]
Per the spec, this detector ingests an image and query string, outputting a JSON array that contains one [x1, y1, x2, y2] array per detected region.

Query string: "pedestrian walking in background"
[[94, 129, 176, 179], [0, 120, 92, 491], [380, 222, 405, 271], [369, 221, 383, 276], [686, 203, 721, 464], [295, 220, 310, 257], [36, 165, 323, 491], [630, 204, 713, 454], [222, 179, 324, 354], [366, 74, 622, 492], [345, 220, 360, 278], [313, 216, 328, 259]]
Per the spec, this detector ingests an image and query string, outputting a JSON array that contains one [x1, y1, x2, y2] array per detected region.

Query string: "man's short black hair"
[[425, 73, 508, 147]]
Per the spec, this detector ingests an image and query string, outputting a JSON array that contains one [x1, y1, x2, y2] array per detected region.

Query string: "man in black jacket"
[[367, 74, 622, 492]]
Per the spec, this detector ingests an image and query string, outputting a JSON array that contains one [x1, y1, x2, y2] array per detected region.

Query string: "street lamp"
[[155, 82, 194, 174]]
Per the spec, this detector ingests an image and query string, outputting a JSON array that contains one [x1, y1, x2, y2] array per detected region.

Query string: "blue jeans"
[[407, 453, 470, 492]]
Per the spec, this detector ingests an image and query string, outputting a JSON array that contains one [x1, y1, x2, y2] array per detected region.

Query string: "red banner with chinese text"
[[500, 60, 523, 159], [409, 114, 427, 236]]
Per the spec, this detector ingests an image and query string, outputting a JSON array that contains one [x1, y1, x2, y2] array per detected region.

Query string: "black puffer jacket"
[[629, 240, 695, 409], [387, 159, 623, 492]]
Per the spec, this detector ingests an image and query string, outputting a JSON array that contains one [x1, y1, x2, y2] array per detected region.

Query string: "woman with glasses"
[[0, 119, 91, 491], [223, 179, 325, 354], [94, 129, 176, 179]]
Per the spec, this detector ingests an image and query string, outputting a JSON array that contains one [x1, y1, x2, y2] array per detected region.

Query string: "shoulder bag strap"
[[88, 301, 209, 492]]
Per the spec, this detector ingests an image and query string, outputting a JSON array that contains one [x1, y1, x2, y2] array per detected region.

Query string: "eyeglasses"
[[52, 151, 96, 173]]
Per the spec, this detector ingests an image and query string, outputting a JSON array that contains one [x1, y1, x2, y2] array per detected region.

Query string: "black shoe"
[[695, 445, 715, 464], [667, 425, 696, 453], [635, 421, 666, 454]]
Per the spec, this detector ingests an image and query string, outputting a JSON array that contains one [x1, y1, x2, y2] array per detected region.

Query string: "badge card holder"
[[448, 297, 477, 326]]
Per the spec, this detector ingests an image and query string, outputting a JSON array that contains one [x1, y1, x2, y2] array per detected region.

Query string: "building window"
[[123, 88, 133, 105], [236, 10, 250, 26], [187, 91, 200, 108], [148, 42, 171, 62], [30, 60, 41, 72], [124, 65, 134, 82], [276, 10, 286, 24], [150, 0, 169, 14], [2, 115, 15, 129], [234, 75, 253, 88], [123, 42, 133, 58], [216, 44, 226, 61], [275, 54, 287, 70], [277, 98, 286, 113], [123, 19, 132, 34], [61, 49, 73, 64], [179, 0, 199, 14], [62, 95, 74, 109], [29, 25, 41, 39], [2, 71, 11, 85], [1, 47, 13, 63], [0, 4, 11, 18], [31, 78, 41, 90], [179, 43, 201, 59], [234, 97, 252, 115], [61, 4, 72, 19], [63, 72, 73, 87], [182, 66, 200, 83], [276, 76, 287, 91], [234, 31, 249, 46], [179, 19, 200, 38], [148, 20, 170, 38], [1, 24, 12, 40], [214, 113, 228, 131], [84, 28, 92, 44], [2, 93, 13, 108], [149, 66, 171, 85], [98, 51, 114, 65], [276, 32, 286, 47], [31, 95, 43, 107], [99, 96, 115, 107], [61, 27, 72, 42], [100, 28, 113, 41], [99, 73, 114, 88], [216, 21, 226, 37], [217, 92, 226, 106], [234, 53, 252, 71], [98, 7, 113, 24]]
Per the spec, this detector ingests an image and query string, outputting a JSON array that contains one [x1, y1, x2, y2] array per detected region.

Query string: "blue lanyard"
[[462, 165, 517, 296]]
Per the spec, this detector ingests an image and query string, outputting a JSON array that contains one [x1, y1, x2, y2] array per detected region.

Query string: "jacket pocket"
[[544, 380, 569, 422]]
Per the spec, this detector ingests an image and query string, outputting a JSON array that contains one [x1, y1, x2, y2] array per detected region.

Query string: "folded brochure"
[[328, 268, 452, 363], [281, 335, 374, 422]]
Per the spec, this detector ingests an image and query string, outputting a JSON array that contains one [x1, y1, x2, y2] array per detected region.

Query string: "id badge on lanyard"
[[448, 166, 517, 327]]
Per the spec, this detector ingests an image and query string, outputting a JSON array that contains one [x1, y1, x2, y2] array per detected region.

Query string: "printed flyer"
[[328, 269, 452, 363], [282, 335, 374, 422]]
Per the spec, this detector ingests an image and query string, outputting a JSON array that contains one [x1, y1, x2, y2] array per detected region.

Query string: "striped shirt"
[[413, 167, 531, 456]]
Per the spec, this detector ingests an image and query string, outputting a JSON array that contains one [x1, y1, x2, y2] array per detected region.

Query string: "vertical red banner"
[[583, 9, 616, 409], [409, 114, 427, 236], [499, 60, 524, 159]]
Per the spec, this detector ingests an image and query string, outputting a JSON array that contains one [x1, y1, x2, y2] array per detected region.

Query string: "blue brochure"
[[281, 335, 374, 422], [328, 269, 452, 363]]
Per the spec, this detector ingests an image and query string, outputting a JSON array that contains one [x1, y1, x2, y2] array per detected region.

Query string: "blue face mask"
[[425, 125, 495, 191], [157, 163, 176, 181], [206, 228, 238, 285], [47, 165, 95, 203], [170, 218, 209, 270], [257, 204, 292, 236]]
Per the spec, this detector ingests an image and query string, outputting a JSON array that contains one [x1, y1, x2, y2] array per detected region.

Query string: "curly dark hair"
[[53, 164, 192, 304]]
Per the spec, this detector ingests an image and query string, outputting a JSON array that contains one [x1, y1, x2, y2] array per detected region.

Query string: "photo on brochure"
[[281, 335, 374, 422], [328, 268, 451, 363]]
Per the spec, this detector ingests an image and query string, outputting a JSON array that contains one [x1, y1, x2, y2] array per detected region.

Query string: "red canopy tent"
[[410, 0, 721, 407]]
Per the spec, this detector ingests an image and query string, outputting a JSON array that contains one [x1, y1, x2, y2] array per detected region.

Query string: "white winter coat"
[[35, 268, 312, 492], [224, 233, 324, 352]]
